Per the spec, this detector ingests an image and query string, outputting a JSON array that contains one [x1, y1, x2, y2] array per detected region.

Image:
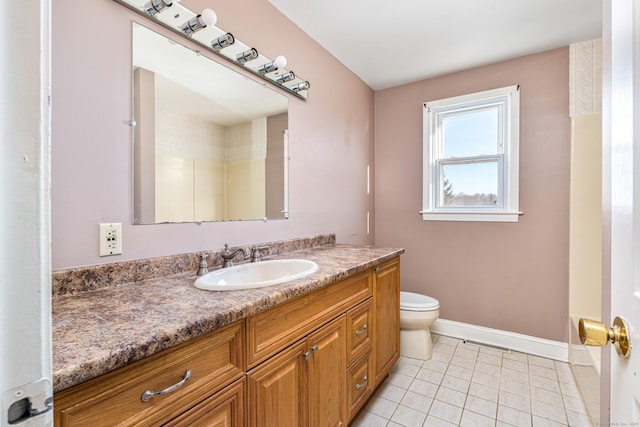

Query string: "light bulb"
[[273, 56, 287, 69], [181, 8, 217, 36], [199, 8, 217, 26], [258, 55, 287, 75]]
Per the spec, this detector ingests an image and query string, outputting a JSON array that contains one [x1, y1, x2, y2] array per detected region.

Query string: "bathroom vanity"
[[52, 243, 401, 426]]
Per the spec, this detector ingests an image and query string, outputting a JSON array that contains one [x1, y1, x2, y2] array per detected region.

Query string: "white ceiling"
[[267, 0, 602, 90]]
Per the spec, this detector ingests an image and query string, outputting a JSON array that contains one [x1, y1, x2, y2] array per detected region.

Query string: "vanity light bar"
[[112, 0, 310, 99]]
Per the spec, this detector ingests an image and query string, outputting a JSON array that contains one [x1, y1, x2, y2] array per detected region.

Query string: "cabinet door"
[[308, 315, 347, 427], [163, 377, 244, 427], [247, 340, 308, 427], [372, 258, 400, 387]]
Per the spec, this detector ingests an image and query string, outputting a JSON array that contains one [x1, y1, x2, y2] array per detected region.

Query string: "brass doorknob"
[[578, 316, 631, 358]]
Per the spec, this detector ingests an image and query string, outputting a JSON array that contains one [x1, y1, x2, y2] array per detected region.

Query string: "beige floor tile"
[[391, 404, 428, 427], [351, 410, 388, 427], [358, 335, 589, 427], [498, 404, 533, 427], [441, 374, 471, 393], [428, 400, 463, 425], [400, 390, 434, 413], [464, 394, 498, 418], [460, 409, 496, 427], [408, 378, 439, 398]]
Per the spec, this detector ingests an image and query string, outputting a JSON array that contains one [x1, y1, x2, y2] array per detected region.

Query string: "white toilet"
[[399, 291, 440, 360]]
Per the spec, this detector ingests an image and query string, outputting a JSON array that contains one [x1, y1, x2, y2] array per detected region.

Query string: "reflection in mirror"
[[132, 23, 289, 224]]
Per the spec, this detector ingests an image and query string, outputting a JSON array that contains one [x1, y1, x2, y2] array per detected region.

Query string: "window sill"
[[420, 211, 523, 223]]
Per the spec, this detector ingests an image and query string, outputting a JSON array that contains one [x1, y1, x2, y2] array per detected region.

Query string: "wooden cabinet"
[[307, 316, 347, 427], [247, 315, 347, 427], [54, 257, 401, 426], [372, 258, 401, 387], [53, 321, 245, 427], [246, 339, 308, 427]]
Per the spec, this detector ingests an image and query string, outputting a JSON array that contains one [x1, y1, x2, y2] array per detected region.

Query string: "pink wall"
[[374, 48, 570, 342], [52, 0, 374, 269]]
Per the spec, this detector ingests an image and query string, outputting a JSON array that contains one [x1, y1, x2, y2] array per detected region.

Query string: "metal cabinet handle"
[[311, 345, 318, 354], [355, 324, 368, 336], [355, 376, 368, 390], [141, 370, 192, 402], [304, 351, 311, 361]]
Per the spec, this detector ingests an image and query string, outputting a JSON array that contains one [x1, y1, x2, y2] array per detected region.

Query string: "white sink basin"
[[194, 259, 319, 291]]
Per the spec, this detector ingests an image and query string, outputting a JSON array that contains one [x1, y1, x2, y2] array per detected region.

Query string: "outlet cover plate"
[[99, 223, 122, 256]]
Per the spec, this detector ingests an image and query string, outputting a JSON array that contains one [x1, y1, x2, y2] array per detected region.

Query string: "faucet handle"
[[251, 246, 269, 262], [197, 252, 209, 276]]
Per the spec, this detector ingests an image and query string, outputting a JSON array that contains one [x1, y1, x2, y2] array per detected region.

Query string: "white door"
[[602, 0, 640, 423], [0, 1, 52, 426]]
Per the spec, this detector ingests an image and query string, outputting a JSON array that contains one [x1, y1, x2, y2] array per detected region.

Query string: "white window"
[[422, 85, 521, 222]]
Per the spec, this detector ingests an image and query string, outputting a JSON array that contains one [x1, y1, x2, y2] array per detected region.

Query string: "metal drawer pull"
[[355, 376, 368, 390], [304, 351, 311, 361], [141, 370, 192, 402], [311, 345, 319, 354], [355, 324, 368, 336]]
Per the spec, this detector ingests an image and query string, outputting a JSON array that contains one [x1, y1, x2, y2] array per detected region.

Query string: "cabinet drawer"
[[247, 270, 372, 367], [347, 350, 372, 420], [163, 377, 245, 427], [346, 298, 372, 365], [54, 321, 245, 427]]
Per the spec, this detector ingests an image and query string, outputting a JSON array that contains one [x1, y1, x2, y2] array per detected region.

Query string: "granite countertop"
[[53, 244, 403, 393]]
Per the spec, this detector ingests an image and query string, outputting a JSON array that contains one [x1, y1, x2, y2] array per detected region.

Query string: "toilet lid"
[[400, 291, 440, 311]]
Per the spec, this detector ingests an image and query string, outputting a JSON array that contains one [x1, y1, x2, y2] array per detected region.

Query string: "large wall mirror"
[[132, 22, 289, 224]]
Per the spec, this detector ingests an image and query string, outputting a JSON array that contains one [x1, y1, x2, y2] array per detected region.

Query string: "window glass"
[[440, 160, 499, 206], [442, 107, 500, 158]]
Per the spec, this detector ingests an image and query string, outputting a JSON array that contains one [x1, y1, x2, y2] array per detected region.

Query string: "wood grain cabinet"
[[372, 258, 401, 387], [53, 320, 245, 427], [53, 257, 401, 426], [247, 316, 347, 427]]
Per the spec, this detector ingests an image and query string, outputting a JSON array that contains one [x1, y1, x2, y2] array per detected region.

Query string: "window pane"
[[441, 161, 498, 206], [442, 107, 499, 158]]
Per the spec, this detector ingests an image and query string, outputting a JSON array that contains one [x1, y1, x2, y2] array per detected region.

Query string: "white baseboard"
[[431, 318, 569, 362]]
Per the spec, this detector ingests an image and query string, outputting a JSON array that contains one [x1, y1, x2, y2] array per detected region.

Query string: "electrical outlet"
[[99, 223, 122, 256]]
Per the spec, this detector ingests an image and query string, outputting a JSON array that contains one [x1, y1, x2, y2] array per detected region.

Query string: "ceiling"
[[267, 0, 602, 90]]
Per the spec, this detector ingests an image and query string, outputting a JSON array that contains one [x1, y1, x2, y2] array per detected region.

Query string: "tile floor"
[[352, 335, 593, 427]]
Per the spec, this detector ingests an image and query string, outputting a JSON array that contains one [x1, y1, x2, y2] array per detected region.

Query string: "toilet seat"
[[400, 291, 439, 311]]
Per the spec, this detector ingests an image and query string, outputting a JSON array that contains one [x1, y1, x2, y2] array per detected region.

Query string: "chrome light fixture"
[[274, 71, 295, 84], [180, 8, 216, 36], [258, 55, 287, 75], [113, 0, 311, 99], [211, 33, 234, 51], [236, 48, 259, 64], [144, 0, 180, 16], [291, 81, 310, 92]]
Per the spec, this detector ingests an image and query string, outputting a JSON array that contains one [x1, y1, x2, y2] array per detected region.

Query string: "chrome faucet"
[[221, 244, 250, 268]]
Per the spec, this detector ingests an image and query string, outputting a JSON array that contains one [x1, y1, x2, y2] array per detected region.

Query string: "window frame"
[[422, 85, 521, 222]]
